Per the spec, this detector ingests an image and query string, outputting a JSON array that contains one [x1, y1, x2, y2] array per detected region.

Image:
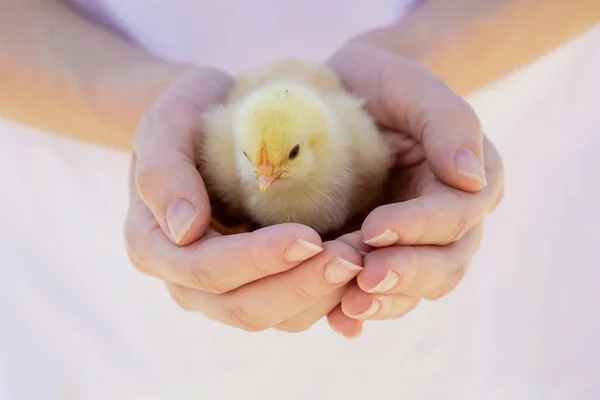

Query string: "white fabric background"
[[0, 1, 599, 399]]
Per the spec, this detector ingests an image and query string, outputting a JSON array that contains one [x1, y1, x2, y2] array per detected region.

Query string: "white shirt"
[[1, 1, 599, 399]]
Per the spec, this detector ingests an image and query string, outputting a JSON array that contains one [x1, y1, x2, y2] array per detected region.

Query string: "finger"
[[341, 283, 420, 321], [132, 68, 234, 245], [330, 43, 485, 192], [336, 231, 373, 255], [362, 189, 479, 247], [274, 289, 344, 333], [361, 137, 502, 247], [126, 188, 324, 293], [327, 305, 363, 339], [166, 241, 363, 332], [358, 225, 483, 300]]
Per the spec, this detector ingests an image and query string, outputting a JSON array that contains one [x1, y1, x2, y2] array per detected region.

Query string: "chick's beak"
[[256, 148, 282, 193], [258, 174, 279, 193], [257, 164, 282, 193]]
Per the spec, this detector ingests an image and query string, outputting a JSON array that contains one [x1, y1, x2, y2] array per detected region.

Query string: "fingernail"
[[363, 229, 398, 247], [166, 199, 198, 244], [342, 327, 363, 340], [349, 300, 380, 320], [285, 239, 323, 263], [455, 148, 487, 186], [367, 270, 400, 293], [330, 324, 342, 335], [330, 323, 362, 339], [324, 257, 363, 285]]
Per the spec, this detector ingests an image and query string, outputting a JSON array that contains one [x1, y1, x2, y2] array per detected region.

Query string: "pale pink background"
[[0, 1, 598, 399]]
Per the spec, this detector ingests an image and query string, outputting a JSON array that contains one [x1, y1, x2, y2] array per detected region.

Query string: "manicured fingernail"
[[166, 199, 198, 244], [367, 270, 400, 293], [455, 148, 487, 186], [285, 239, 323, 263], [349, 300, 380, 320], [363, 229, 398, 247], [324, 257, 363, 285], [342, 326, 363, 340], [330, 323, 342, 335], [330, 323, 362, 339]]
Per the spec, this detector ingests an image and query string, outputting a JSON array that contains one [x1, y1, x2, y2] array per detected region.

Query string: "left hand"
[[283, 41, 504, 338]]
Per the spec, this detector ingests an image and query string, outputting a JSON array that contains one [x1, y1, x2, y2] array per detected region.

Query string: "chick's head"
[[234, 82, 336, 193]]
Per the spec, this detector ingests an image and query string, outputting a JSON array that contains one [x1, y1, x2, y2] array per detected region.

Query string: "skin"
[[3, 0, 596, 148], [357, 0, 600, 96], [292, 44, 505, 337], [127, 69, 365, 331], [0, 0, 184, 150], [1, 0, 595, 336]]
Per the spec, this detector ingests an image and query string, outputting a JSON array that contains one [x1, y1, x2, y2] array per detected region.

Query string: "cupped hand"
[[325, 42, 504, 337], [124, 67, 364, 332]]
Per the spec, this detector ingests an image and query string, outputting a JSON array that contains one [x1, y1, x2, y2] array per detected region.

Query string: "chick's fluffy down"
[[198, 60, 395, 235]]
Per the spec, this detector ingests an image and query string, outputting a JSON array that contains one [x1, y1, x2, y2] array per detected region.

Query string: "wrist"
[[85, 58, 188, 151], [354, 15, 475, 84], [349, 3, 499, 96], [352, 0, 600, 96]]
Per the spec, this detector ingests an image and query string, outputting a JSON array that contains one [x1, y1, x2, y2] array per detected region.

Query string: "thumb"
[[330, 43, 486, 192], [132, 67, 234, 245], [419, 99, 487, 192]]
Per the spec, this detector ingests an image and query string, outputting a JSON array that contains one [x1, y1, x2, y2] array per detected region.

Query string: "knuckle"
[[290, 282, 319, 303], [123, 220, 153, 275], [246, 243, 280, 276], [123, 218, 139, 253], [397, 201, 438, 245], [123, 221, 152, 256], [189, 263, 227, 294], [444, 191, 471, 244], [225, 304, 269, 332], [390, 297, 420, 319], [456, 255, 472, 276], [447, 212, 469, 244], [403, 297, 420, 316], [428, 259, 468, 301], [469, 226, 484, 252], [491, 184, 505, 213], [450, 98, 482, 134], [404, 267, 424, 295], [157, 92, 197, 122], [134, 155, 162, 199], [168, 285, 195, 312], [132, 114, 150, 155], [408, 296, 421, 311], [125, 245, 145, 273], [274, 320, 314, 333]]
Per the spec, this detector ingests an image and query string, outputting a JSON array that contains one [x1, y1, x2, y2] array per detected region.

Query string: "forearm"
[[357, 0, 600, 95], [0, 0, 184, 151]]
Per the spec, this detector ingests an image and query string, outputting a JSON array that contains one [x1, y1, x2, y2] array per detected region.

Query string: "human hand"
[[323, 42, 504, 338], [124, 67, 364, 332]]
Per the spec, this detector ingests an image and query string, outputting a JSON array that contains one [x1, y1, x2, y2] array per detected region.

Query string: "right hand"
[[124, 66, 363, 332]]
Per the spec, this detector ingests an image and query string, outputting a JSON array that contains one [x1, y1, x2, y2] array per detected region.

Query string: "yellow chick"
[[198, 60, 395, 236]]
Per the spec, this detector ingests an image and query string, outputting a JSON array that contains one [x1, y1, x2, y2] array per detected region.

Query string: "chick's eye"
[[289, 145, 300, 160]]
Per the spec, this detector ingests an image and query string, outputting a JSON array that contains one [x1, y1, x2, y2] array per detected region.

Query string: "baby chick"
[[198, 60, 395, 236]]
